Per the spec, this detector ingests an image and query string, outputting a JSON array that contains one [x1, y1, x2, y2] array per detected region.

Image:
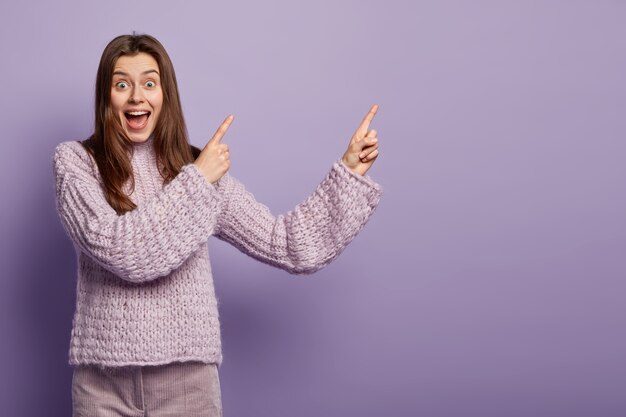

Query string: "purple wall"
[[1, 1, 625, 416]]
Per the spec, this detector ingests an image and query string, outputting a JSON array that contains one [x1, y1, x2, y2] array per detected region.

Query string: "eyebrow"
[[112, 69, 160, 77]]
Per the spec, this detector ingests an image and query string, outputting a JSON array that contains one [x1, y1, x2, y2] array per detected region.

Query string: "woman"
[[53, 33, 382, 417]]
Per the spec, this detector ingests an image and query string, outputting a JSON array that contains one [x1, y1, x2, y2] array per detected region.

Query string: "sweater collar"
[[132, 134, 155, 150]]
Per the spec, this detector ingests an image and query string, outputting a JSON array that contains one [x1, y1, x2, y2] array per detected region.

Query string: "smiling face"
[[110, 52, 163, 143]]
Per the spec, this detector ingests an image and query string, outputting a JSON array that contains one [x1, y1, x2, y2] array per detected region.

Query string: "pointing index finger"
[[354, 104, 379, 138], [211, 114, 234, 144]]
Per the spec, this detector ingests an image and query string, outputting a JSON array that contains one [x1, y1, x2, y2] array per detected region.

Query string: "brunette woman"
[[53, 33, 382, 417]]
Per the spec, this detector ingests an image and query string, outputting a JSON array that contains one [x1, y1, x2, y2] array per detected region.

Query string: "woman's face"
[[110, 52, 163, 143]]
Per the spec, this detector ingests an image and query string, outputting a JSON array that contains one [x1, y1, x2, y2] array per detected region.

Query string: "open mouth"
[[124, 111, 151, 131]]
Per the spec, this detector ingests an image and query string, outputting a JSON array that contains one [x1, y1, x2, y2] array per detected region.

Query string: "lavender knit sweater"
[[52, 135, 382, 367]]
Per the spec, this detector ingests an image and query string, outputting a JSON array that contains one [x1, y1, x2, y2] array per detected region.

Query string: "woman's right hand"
[[194, 115, 234, 184]]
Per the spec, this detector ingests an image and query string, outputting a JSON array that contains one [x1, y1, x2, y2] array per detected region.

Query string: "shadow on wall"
[[11, 141, 77, 417]]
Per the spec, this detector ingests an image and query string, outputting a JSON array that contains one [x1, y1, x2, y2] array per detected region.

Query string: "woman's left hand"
[[341, 104, 380, 176]]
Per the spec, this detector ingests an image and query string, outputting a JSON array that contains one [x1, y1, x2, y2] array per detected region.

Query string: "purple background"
[[1, 1, 625, 416]]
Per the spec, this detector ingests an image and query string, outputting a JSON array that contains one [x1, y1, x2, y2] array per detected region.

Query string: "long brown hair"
[[82, 34, 201, 214]]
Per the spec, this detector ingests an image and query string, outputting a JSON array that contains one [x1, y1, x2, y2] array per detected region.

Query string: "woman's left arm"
[[214, 162, 381, 274], [213, 105, 383, 274]]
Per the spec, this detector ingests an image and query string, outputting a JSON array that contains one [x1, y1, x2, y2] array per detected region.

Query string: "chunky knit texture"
[[53, 135, 382, 367]]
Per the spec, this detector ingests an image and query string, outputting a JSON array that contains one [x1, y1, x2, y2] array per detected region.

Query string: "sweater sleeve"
[[213, 160, 382, 274], [52, 141, 222, 283]]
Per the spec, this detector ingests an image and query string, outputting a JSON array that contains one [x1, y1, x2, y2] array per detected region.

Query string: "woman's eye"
[[115, 81, 128, 89], [146, 81, 156, 88]]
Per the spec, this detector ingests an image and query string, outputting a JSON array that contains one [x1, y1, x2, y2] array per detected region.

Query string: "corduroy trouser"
[[72, 361, 223, 417]]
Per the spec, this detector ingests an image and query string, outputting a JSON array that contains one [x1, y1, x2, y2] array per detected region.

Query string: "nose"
[[128, 86, 145, 104]]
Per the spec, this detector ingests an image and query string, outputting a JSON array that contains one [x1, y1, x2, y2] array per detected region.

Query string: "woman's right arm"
[[52, 141, 222, 283]]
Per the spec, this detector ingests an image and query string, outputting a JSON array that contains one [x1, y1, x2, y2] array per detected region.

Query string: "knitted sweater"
[[52, 135, 382, 367]]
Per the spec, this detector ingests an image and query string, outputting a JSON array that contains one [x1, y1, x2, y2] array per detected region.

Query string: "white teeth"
[[127, 111, 149, 116]]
